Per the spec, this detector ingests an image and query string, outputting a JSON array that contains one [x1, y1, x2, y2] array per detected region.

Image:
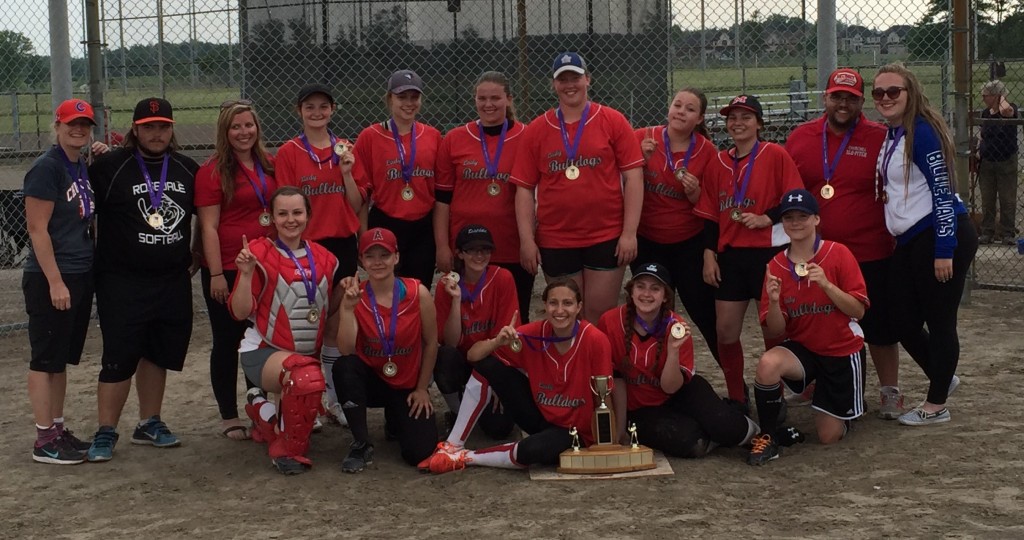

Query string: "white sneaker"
[[898, 407, 950, 426], [312, 417, 323, 433], [785, 381, 815, 406], [947, 375, 960, 398], [878, 387, 905, 420], [325, 402, 349, 427]]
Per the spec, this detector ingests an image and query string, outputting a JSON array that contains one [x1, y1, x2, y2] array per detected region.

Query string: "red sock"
[[717, 341, 747, 402]]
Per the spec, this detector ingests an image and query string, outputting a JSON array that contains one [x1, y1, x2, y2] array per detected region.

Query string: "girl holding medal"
[[434, 71, 534, 321], [196, 101, 277, 440], [23, 99, 101, 464], [872, 64, 978, 426], [597, 263, 758, 458], [694, 94, 804, 412], [229, 187, 339, 475], [512, 52, 645, 323], [633, 88, 720, 365], [354, 70, 443, 288], [334, 227, 439, 473]]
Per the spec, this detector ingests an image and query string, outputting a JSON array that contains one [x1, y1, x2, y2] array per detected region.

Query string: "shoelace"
[[750, 435, 772, 454], [94, 432, 116, 448], [147, 420, 172, 436]]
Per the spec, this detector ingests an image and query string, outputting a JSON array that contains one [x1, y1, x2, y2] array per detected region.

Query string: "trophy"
[[590, 376, 616, 446]]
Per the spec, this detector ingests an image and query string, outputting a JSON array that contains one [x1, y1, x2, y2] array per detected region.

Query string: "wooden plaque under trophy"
[[556, 375, 656, 474]]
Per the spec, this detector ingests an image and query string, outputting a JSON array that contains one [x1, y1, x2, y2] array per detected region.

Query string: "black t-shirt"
[[89, 147, 198, 275], [979, 104, 1019, 162], [22, 146, 95, 273]]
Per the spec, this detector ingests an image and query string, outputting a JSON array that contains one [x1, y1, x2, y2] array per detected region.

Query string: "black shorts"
[[540, 238, 619, 277], [23, 271, 94, 373], [858, 257, 898, 346], [779, 341, 866, 420], [715, 246, 781, 301], [95, 271, 193, 383], [316, 235, 357, 285]]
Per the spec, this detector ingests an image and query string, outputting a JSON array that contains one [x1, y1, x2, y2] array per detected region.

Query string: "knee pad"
[[269, 355, 326, 462]]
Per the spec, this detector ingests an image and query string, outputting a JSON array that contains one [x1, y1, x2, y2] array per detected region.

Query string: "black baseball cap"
[[779, 188, 819, 215], [296, 84, 335, 105], [133, 97, 174, 124], [720, 94, 763, 119], [455, 225, 495, 251], [632, 262, 673, 288], [387, 70, 424, 94]]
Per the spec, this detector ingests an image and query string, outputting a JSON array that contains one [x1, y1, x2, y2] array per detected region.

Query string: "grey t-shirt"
[[22, 146, 95, 274]]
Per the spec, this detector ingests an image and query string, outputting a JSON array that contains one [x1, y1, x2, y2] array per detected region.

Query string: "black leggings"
[[435, 347, 515, 440], [632, 233, 720, 365], [474, 356, 571, 466], [368, 207, 436, 288], [200, 267, 255, 420], [889, 215, 978, 405], [494, 261, 536, 324], [334, 355, 438, 466], [628, 374, 750, 458]]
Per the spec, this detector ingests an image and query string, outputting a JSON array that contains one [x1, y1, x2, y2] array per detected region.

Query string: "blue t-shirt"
[[22, 146, 95, 274]]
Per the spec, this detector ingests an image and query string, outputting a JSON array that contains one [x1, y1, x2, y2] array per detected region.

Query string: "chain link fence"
[[0, 0, 1014, 337]]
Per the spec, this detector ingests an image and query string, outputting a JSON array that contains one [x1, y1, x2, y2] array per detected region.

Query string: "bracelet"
[[211, 273, 224, 277]]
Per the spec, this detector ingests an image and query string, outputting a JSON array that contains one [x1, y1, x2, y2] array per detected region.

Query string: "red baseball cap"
[[54, 99, 96, 125], [359, 227, 398, 254], [826, 68, 864, 97]]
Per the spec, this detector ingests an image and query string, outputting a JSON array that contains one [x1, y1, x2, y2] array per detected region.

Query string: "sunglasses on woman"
[[871, 87, 906, 100], [220, 99, 254, 109]]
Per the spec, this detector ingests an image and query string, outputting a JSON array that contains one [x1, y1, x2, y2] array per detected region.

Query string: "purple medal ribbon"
[[459, 267, 488, 306], [299, 132, 339, 165], [821, 117, 856, 184], [663, 129, 696, 175], [389, 118, 418, 185], [134, 150, 169, 216], [556, 101, 591, 168], [366, 278, 401, 359], [788, 234, 822, 282], [477, 120, 508, 178], [878, 127, 905, 192], [240, 156, 269, 211], [519, 320, 580, 352], [634, 314, 670, 338], [56, 146, 93, 220], [731, 140, 760, 209], [274, 239, 318, 308]]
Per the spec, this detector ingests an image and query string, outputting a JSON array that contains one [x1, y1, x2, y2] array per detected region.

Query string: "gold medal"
[[730, 209, 743, 222], [487, 181, 501, 196], [820, 184, 835, 199], [258, 211, 271, 227], [880, 190, 889, 204], [401, 186, 414, 201], [510, 338, 522, 353], [382, 360, 398, 378], [795, 262, 809, 277], [446, 271, 460, 284], [674, 167, 687, 181], [333, 142, 350, 156], [670, 322, 687, 340], [565, 165, 580, 180], [147, 212, 163, 229], [306, 307, 320, 324]]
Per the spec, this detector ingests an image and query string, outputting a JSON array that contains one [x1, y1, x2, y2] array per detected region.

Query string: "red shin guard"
[[268, 354, 325, 465]]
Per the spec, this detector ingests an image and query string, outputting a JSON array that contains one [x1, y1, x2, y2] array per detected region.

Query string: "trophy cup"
[[590, 376, 616, 446]]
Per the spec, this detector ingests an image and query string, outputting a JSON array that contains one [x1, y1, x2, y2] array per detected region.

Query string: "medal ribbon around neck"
[[634, 314, 670, 338], [730, 140, 760, 209], [788, 234, 822, 282], [366, 278, 401, 359], [299, 132, 340, 166], [821, 117, 856, 185], [556, 101, 591, 169], [274, 239, 318, 309], [520, 319, 580, 352], [477, 119, 508, 179], [389, 118, 418, 186], [459, 267, 488, 306], [878, 126, 905, 194], [663, 129, 696, 176], [57, 146, 93, 220], [240, 155, 269, 212], [134, 150, 169, 217]]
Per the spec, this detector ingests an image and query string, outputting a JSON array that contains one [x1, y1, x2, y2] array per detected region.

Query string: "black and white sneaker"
[[342, 441, 374, 473], [32, 437, 86, 465]]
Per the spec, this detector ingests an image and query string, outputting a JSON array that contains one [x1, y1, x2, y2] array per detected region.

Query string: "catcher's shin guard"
[[268, 354, 326, 465]]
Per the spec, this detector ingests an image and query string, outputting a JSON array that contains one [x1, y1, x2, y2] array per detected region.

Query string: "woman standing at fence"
[[355, 70, 443, 288], [872, 63, 978, 426], [23, 99, 100, 464], [512, 52, 645, 323], [434, 71, 533, 321], [633, 88, 720, 366], [195, 101, 278, 440]]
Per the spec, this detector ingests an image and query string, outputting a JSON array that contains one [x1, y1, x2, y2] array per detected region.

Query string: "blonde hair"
[[214, 103, 274, 204]]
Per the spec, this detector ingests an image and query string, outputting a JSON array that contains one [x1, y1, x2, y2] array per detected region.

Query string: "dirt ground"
[[1, 285, 1023, 539]]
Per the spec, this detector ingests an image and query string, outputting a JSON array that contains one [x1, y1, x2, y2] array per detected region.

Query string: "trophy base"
[[556, 444, 656, 474]]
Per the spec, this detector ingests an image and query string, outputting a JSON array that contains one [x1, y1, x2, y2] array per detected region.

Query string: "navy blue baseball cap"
[[632, 262, 673, 288], [552, 52, 587, 78], [779, 188, 819, 215]]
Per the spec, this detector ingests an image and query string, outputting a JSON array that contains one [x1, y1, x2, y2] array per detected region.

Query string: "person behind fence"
[[976, 80, 1019, 245], [334, 227, 439, 473], [434, 71, 534, 322], [693, 94, 804, 413], [785, 68, 913, 420], [85, 97, 199, 462], [748, 189, 868, 466], [632, 87, 721, 368], [23, 99, 102, 465], [228, 187, 339, 475], [872, 63, 979, 426], [354, 70, 442, 289], [511, 52, 644, 323], [596, 263, 758, 459], [195, 101, 278, 441], [275, 84, 363, 427]]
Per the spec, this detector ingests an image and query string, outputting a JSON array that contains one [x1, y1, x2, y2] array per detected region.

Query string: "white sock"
[[321, 345, 340, 406], [880, 385, 900, 394], [251, 397, 277, 423], [467, 442, 524, 469], [445, 373, 489, 447], [741, 417, 759, 446]]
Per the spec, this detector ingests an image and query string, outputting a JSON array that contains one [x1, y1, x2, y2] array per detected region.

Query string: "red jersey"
[[355, 122, 442, 221], [634, 127, 716, 243], [433, 265, 519, 355], [597, 306, 694, 410], [435, 121, 526, 264], [785, 115, 894, 262], [195, 157, 278, 270], [274, 136, 363, 241], [694, 142, 804, 251], [494, 320, 613, 446], [229, 237, 338, 355], [510, 103, 644, 249], [759, 240, 869, 357], [354, 277, 425, 390]]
